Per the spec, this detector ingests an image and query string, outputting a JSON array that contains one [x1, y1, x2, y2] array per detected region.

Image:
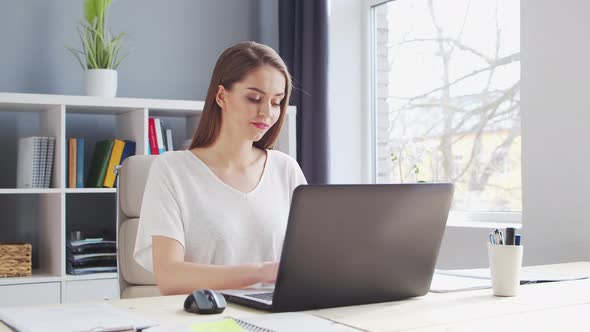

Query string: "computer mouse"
[[183, 289, 227, 314]]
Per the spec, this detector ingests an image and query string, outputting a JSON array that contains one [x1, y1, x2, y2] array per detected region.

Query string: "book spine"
[[103, 139, 125, 188], [159, 120, 167, 152], [16, 137, 35, 188], [119, 140, 136, 166], [154, 118, 166, 154], [68, 138, 77, 188], [165, 129, 174, 151], [86, 140, 114, 188], [148, 117, 159, 155], [33, 137, 42, 188], [76, 138, 85, 188], [45, 137, 55, 188], [39, 137, 48, 188], [94, 140, 115, 188]]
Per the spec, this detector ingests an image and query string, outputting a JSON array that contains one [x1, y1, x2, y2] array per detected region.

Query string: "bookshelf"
[[0, 92, 297, 306]]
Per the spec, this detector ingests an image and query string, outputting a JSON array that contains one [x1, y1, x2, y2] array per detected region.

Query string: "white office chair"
[[116, 155, 160, 298]]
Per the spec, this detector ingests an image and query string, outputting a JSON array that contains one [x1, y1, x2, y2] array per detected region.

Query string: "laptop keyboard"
[[246, 291, 274, 301]]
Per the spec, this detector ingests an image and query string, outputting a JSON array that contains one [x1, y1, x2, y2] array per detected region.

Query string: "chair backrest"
[[116, 155, 160, 298]]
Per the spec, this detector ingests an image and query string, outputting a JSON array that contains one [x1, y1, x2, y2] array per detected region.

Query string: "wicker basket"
[[0, 243, 32, 277]]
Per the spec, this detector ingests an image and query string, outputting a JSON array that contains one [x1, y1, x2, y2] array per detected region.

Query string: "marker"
[[505, 227, 516, 245], [515, 234, 522, 246]]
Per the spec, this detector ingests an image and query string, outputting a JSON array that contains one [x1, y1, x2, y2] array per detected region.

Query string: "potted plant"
[[67, 0, 128, 97]]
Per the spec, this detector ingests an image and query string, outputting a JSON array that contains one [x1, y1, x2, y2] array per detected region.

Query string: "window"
[[370, 0, 521, 220]]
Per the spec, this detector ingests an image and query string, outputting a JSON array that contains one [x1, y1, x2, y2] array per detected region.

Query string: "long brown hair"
[[189, 41, 292, 150]]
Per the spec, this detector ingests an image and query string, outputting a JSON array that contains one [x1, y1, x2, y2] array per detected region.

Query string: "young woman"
[[134, 42, 307, 295]]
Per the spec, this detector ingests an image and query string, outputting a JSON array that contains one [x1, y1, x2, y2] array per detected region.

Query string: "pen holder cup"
[[487, 243, 523, 297]]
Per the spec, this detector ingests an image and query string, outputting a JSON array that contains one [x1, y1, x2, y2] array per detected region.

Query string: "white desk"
[[1, 262, 589, 332]]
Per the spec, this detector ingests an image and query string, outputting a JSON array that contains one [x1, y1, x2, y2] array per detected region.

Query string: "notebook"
[[0, 303, 157, 332], [147, 313, 360, 332]]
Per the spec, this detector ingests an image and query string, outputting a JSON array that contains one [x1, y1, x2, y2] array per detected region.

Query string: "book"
[[148, 117, 159, 155], [103, 139, 125, 188], [44, 136, 55, 188], [39, 137, 48, 188], [165, 128, 174, 151], [33, 137, 43, 187], [120, 140, 136, 164], [16, 136, 41, 188], [154, 118, 166, 154], [86, 140, 115, 188], [113, 140, 136, 188], [159, 119, 168, 152], [76, 138, 85, 188], [68, 138, 77, 188]]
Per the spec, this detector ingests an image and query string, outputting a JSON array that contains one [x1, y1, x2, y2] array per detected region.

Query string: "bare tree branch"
[[398, 37, 490, 63], [398, 53, 520, 102], [472, 129, 518, 190], [449, 0, 472, 56]]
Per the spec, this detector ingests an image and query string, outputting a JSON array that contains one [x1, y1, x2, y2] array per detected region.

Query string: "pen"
[[489, 233, 495, 244], [505, 227, 516, 245]]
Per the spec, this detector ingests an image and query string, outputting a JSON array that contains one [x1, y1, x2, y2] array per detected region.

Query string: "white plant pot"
[[84, 69, 118, 97]]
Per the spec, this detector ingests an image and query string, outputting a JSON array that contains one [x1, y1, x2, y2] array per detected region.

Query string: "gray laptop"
[[221, 183, 454, 312]]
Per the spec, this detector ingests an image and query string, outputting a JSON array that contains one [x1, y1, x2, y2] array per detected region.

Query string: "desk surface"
[[2, 262, 589, 332]]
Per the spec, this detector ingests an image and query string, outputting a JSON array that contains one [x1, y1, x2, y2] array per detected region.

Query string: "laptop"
[[221, 183, 454, 312]]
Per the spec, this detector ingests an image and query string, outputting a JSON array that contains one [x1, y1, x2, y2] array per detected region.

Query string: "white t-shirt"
[[134, 149, 307, 272]]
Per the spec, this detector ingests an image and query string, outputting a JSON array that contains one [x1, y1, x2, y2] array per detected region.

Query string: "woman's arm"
[[152, 235, 278, 295]]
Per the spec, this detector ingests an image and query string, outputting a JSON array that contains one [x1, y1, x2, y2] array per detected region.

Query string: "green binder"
[[86, 140, 114, 188]]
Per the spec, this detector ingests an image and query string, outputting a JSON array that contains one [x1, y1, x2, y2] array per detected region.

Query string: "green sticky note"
[[190, 318, 243, 332]]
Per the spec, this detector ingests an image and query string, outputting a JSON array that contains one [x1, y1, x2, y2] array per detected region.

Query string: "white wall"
[[328, 0, 590, 267], [521, 0, 590, 264]]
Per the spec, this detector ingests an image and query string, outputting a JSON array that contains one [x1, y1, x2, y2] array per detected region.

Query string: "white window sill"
[[446, 220, 522, 229], [446, 211, 522, 229]]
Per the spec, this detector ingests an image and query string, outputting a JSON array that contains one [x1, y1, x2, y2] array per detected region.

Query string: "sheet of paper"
[[430, 273, 492, 293], [435, 268, 590, 282]]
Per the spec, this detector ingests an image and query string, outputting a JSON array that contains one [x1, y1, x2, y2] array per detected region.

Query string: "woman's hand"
[[257, 261, 279, 284]]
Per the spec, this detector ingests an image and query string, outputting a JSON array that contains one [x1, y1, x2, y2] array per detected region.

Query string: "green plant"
[[67, 0, 128, 70]]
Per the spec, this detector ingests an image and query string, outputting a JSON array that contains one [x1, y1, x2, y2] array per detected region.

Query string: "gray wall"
[[521, 0, 590, 265], [0, 0, 279, 100]]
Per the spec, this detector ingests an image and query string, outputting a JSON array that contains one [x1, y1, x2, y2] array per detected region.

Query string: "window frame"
[[365, 0, 522, 226]]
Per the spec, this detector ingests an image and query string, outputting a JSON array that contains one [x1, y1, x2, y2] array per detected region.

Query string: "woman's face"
[[217, 65, 286, 143]]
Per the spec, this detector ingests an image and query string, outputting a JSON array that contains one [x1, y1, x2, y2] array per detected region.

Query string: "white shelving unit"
[[0, 93, 297, 306]]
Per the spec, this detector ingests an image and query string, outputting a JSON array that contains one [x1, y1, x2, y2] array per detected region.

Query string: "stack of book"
[[17, 136, 56, 188], [147, 117, 174, 155], [68, 138, 136, 188], [66, 237, 117, 275]]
